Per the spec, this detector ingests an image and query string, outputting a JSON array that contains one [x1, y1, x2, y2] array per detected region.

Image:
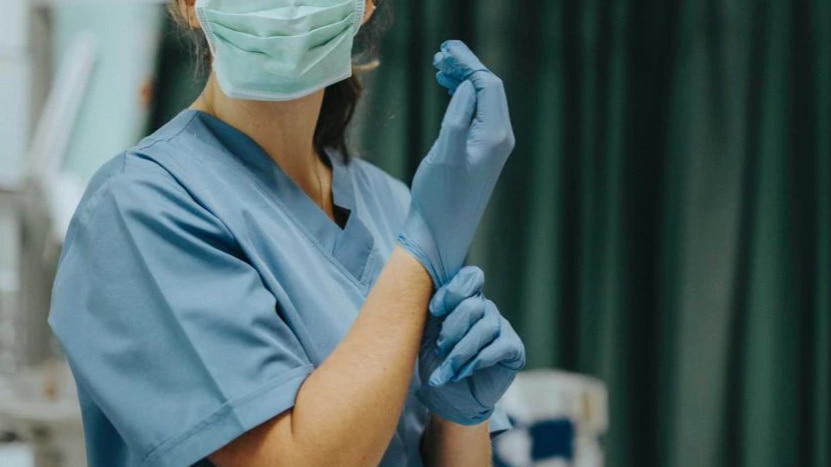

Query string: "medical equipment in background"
[[493, 370, 608, 467], [51, 0, 165, 185], [19, 31, 97, 368], [0, 363, 83, 467], [16, 0, 163, 365], [0, 1, 167, 466], [0, 0, 32, 370], [1, 22, 99, 467]]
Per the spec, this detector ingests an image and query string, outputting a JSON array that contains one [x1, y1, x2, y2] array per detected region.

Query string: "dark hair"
[[167, 0, 390, 162]]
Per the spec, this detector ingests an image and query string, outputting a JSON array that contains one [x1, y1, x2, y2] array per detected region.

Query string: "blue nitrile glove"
[[417, 266, 526, 426], [397, 40, 515, 286]]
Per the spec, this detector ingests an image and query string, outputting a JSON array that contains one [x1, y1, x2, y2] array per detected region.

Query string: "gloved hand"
[[417, 266, 526, 426], [397, 40, 515, 286]]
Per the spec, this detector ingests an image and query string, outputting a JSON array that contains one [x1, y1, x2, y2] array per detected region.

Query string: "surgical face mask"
[[195, 0, 366, 101]]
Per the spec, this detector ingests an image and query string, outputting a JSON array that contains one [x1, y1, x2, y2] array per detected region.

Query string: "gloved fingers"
[[433, 41, 490, 87], [493, 315, 525, 369], [451, 339, 522, 383], [431, 80, 477, 163], [429, 300, 501, 387], [420, 314, 442, 347], [434, 41, 512, 147], [436, 70, 463, 95], [429, 266, 485, 318], [466, 79, 514, 160], [436, 296, 486, 356], [452, 318, 525, 382], [433, 49, 463, 94]]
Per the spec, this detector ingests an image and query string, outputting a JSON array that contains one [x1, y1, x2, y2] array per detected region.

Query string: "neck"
[[192, 73, 334, 218]]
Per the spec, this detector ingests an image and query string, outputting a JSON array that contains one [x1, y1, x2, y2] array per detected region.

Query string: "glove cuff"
[[397, 207, 446, 286], [416, 387, 493, 426]]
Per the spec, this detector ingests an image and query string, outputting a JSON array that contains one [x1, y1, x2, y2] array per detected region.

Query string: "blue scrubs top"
[[49, 110, 508, 467]]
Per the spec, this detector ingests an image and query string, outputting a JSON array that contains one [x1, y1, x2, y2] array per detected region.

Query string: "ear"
[[177, 0, 201, 29], [361, 0, 376, 26]]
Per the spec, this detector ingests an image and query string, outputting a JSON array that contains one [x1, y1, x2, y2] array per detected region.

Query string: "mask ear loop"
[[352, 0, 380, 73], [193, 1, 219, 59], [353, 0, 367, 36]]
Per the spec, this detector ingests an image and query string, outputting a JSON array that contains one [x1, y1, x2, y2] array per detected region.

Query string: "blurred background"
[[0, 0, 828, 466]]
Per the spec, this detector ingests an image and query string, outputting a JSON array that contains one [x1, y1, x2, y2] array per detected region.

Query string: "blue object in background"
[[493, 417, 576, 467], [530, 419, 575, 461]]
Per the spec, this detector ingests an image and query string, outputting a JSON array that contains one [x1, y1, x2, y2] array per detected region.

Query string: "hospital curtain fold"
[[354, 1, 831, 466]]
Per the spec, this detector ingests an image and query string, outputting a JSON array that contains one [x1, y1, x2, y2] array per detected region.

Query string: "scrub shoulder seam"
[[118, 152, 240, 246], [61, 153, 131, 248], [133, 111, 201, 152]]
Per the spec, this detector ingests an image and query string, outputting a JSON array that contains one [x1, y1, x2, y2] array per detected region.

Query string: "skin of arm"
[[209, 248, 485, 466], [210, 248, 492, 467], [421, 415, 491, 467], [210, 247, 429, 466]]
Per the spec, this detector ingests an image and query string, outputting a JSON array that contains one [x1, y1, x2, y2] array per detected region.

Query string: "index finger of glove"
[[437, 296, 487, 357], [431, 302, 501, 386], [451, 337, 523, 383], [452, 313, 526, 382], [429, 266, 485, 318], [433, 80, 477, 152]]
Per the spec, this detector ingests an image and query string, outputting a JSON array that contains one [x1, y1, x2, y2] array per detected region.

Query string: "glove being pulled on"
[[398, 41, 515, 287]]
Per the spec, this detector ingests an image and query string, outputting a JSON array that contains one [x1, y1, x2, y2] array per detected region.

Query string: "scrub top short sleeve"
[[49, 156, 314, 467]]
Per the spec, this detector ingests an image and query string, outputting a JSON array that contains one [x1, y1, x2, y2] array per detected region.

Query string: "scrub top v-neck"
[[48, 109, 507, 467]]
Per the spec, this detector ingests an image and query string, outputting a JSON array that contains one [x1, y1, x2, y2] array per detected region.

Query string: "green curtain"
[[353, 1, 831, 466]]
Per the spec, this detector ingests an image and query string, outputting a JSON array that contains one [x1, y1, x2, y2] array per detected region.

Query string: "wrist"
[[426, 413, 489, 447], [389, 246, 433, 289], [416, 386, 493, 426], [398, 206, 445, 286], [421, 414, 491, 466], [429, 413, 488, 430]]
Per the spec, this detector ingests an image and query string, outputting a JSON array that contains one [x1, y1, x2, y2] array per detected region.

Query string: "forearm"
[[290, 247, 432, 463], [211, 247, 433, 466], [420, 415, 491, 467]]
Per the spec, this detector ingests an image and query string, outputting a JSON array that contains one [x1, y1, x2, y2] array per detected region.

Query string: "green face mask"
[[195, 0, 366, 101]]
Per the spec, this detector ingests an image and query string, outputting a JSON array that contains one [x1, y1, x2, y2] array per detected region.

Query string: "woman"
[[48, 0, 525, 466]]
